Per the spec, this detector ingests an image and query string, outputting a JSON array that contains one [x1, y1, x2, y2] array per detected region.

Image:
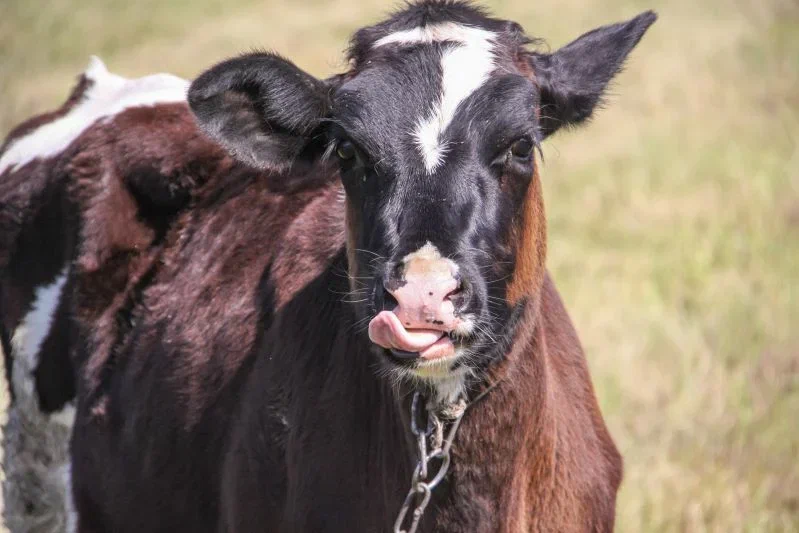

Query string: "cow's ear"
[[188, 52, 330, 172], [529, 11, 656, 138]]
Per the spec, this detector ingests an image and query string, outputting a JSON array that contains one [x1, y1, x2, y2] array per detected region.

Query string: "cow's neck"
[[423, 293, 554, 532], [296, 255, 554, 532]]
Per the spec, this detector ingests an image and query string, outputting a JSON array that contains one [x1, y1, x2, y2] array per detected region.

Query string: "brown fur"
[[67, 138, 621, 533], [67, 103, 234, 410], [506, 164, 547, 305], [429, 276, 622, 532], [60, 4, 656, 528], [70, 141, 342, 532], [64, 84, 621, 533], [26, 11, 658, 528]]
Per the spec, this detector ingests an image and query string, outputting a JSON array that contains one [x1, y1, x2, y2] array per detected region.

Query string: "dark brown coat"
[[68, 3, 658, 531], [69, 118, 621, 533]]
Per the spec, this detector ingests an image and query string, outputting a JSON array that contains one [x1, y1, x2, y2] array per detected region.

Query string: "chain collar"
[[393, 381, 499, 533]]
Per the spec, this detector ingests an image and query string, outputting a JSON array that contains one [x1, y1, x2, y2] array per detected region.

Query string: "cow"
[[0, 57, 219, 532], [69, 2, 656, 532]]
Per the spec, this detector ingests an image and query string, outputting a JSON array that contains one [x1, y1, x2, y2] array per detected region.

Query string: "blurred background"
[[1, 0, 797, 531]]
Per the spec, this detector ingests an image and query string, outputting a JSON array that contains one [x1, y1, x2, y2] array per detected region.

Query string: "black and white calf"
[[69, 2, 655, 532], [0, 57, 189, 533]]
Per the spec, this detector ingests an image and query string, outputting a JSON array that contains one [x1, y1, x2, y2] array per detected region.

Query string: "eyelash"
[[490, 137, 535, 168]]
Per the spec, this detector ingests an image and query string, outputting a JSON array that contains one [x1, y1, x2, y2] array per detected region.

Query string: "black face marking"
[[332, 59, 540, 370]]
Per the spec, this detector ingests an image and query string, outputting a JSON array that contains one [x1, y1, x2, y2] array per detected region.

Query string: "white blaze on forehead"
[[0, 56, 189, 176], [374, 22, 497, 173]]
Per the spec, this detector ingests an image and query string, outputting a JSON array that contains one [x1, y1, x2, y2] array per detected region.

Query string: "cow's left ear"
[[529, 11, 657, 138], [189, 52, 331, 172]]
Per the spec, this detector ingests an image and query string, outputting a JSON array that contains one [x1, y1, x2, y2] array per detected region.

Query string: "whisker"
[[346, 315, 373, 334], [329, 288, 369, 295], [353, 248, 383, 258], [485, 273, 513, 285]]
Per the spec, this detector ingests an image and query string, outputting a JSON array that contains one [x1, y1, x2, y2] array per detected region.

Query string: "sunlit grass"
[[1, 0, 797, 531]]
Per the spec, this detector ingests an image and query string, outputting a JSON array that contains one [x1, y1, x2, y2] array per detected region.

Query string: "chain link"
[[393, 392, 467, 533]]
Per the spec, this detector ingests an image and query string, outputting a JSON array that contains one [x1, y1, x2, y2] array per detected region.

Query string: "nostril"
[[382, 286, 399, 310], [444, 278, 465, 301]]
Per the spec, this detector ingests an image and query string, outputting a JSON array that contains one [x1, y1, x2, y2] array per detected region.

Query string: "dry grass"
[[1, 0, 798, 531]]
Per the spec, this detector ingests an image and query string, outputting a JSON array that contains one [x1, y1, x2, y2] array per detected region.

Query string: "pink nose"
[[386, 275, 460, 332]]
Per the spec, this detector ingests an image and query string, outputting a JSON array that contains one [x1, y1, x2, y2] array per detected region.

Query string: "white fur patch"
[[401, 241, 442, 263], [414, 359, 471, 404], [49, 402, 77, 428], [0, 56, 188, 176], [62, 460, 77, 533], [401, 241, 459, 279], [11, 269, 69, 398], [431, 369, 470, 404], [8, 270, 75, 532], [452, 315, 475, 337], [375, 23, 497, 173]]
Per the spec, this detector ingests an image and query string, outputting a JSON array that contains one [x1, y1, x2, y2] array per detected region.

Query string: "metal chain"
[[393, 392, 467, 533]]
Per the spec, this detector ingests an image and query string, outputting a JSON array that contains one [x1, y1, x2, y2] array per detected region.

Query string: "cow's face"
[[189, 2, 655, 399]]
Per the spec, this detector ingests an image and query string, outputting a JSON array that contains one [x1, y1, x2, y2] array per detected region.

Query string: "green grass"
[[2, 0, 798, 531]]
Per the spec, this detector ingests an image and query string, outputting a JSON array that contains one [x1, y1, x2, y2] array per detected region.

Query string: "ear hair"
[[189, 52, 331, 172], [530, 11, 657, 138]]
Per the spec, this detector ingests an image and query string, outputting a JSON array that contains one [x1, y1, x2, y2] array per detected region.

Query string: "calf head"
[[189, 1, 655, 399]]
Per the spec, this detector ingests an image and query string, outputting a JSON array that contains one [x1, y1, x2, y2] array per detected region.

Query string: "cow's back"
[[70, 147, 344, 532], [0, 58, 207, 533]]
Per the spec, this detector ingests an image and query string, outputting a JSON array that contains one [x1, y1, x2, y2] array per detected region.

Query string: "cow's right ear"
[[188, 52, 330, 172]]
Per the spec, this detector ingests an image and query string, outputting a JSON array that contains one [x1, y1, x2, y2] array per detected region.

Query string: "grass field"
[[2, 0, 798, 531]]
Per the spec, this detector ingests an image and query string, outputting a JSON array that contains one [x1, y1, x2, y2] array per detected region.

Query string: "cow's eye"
[[336, 140, 356, 161], [510, 138, 534, 159]]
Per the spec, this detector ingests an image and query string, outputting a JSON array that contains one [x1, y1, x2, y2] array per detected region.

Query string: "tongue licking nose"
[[368, 247, 460, 361]]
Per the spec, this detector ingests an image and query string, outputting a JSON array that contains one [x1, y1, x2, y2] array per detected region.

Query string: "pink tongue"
[[368, 311, 443, 353]]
